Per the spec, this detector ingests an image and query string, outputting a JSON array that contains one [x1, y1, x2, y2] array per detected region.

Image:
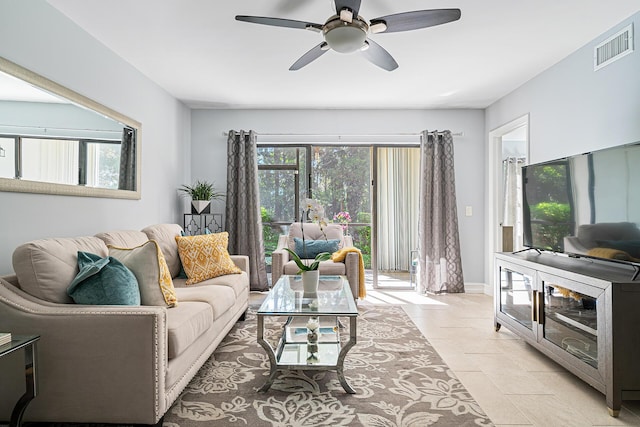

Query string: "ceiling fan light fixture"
[[339, 9, 353, 23], [369, 21, 387, 34], [324, 17, 369, 54]]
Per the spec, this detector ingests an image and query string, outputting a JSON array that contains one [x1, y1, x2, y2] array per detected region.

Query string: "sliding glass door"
[[258, 143, 420, 288]]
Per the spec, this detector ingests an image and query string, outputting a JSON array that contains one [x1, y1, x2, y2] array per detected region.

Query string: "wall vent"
[[594, 24, 634, 71]]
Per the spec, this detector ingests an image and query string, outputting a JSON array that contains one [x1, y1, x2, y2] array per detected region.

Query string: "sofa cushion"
[[108, 240, 178, 307], [293, 237, 340, 259], [165, 301, 213, 359], [13, 236, 109, 303], [172, 271, 248, 299], [174, 285, 236, 321], [94, 230, 149, 248], [67, 251, 140, 305], [283, 259, 345, 276], [142, 224, 184, 279], [175, 232, 242, 285]]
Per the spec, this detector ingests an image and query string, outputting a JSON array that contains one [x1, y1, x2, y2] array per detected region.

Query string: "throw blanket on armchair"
[[331, 247, 366, 298]]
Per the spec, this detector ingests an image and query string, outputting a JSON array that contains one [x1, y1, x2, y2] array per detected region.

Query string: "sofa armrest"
[[230, 255, 251, 289], [230, 255, 250, 273], [0, 279, 168, 424], [271, 235, 290, 286]]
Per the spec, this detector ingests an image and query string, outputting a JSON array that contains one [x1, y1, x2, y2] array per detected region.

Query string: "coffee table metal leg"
[[336, 316, 357, 394], [256, 315, 278, 392], [10, 342, 38, 427]]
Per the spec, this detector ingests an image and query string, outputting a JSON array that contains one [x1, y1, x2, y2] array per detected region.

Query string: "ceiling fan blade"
[[290, 43, 329, 71], [334, 0, 361, 17], [235, 15, 322, 31], [370, 9, 461, 33], [361, 39, 398, 71]]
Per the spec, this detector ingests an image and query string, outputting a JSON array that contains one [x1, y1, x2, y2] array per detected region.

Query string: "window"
[[0, 135, 121, 188]]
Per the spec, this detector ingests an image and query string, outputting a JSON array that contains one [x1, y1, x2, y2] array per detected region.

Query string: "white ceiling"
[[47, 0, 640, 110]]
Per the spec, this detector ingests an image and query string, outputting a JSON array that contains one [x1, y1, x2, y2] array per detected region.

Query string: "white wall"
[[191, 109, 486, 283], [0, 1, 191, 274], [486, 12, 640, 163]]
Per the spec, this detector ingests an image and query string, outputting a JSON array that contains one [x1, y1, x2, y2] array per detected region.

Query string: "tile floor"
[[251, 276, 640, 427]]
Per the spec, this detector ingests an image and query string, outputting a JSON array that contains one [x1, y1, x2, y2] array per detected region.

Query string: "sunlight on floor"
[[364, 289, 448, 306], [363, 272, 448, 306]]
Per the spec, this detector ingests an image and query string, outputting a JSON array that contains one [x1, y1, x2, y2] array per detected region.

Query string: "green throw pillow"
[[67, 251, 141, 305], [293, 238, 340, 259]]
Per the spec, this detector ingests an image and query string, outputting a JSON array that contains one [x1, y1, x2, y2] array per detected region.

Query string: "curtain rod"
[[222, 131, 463, 137]]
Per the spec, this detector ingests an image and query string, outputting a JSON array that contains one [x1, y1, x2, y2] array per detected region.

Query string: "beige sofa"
[[271, 222, 361, 299], [0, 224, 249, 426]]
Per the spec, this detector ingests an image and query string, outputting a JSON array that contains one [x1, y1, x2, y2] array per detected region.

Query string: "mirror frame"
[[0, 56, 142, 199]]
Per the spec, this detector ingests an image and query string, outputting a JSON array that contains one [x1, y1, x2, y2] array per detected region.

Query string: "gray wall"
[[0, 1, 191, 274], [191, 109, 487, 284], [484, 11, 640, 285], [486, 12, 640, 162]]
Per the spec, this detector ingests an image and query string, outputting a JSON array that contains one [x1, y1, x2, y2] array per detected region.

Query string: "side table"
[[183, 213, 223, 236], [0, 335, 39, 427]]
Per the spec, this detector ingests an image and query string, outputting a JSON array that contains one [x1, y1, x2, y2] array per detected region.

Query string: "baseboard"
[[464, 282, 486, 294]]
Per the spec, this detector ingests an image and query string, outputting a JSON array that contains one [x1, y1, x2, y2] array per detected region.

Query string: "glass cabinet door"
[[499, 266, 534, 330], [542, 282, 598, 368]]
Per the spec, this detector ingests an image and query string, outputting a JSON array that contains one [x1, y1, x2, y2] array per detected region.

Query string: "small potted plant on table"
[[179, 180, 224, 214]]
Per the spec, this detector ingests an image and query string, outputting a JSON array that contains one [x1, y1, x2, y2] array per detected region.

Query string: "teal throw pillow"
[[67, 251, 141, 305], [293, 238, 340, 259]]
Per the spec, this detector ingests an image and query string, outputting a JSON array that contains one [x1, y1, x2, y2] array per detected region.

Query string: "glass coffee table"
[[257, 275, 358, 393]]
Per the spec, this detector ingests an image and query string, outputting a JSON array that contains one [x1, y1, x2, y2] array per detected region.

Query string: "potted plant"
[[283, 248, 331, 296], [283, 198, 332, 296], [179, 180, 224, 214]]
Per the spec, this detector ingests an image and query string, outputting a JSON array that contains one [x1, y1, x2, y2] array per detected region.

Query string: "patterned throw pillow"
[[175, 232, 242, 285], [67, 251, 140, 305], [108, 240, 178, 307]]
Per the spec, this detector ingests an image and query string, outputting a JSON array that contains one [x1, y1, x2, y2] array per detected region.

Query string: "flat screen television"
[[522, 141, 640, 266]]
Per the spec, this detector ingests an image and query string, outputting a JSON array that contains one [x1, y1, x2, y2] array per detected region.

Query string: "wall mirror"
[[0, 56, 141, 199]]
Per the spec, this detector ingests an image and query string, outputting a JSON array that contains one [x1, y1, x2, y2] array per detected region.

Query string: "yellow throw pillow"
[[108, 240, 178, 307], [175, 232, 242, 285]]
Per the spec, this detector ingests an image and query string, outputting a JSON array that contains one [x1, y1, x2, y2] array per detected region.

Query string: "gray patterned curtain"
[[226, 130, 269, 291], [417, 130, 464, 293], [118, 127, 136, 191]]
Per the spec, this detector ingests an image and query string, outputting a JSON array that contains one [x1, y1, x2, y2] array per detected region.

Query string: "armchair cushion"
[[283, 259, 346, 276], [287, 223, 345, 252], [293, 238, 340, 259], [67, 251, 140, 305]]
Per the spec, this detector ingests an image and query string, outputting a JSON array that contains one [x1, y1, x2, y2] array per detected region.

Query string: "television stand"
[[495, 251, 640, 417]]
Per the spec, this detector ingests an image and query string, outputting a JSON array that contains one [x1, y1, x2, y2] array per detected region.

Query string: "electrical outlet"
[[465, 206, 472, 216]]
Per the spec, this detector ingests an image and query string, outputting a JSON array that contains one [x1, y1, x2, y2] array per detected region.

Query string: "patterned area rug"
[[163, 304, 493, 427]]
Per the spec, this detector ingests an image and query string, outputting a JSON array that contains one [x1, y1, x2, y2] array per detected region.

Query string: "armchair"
[[271, 223, 361, 299]]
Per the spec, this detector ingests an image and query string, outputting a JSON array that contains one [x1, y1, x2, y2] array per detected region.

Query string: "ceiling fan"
[[236, 0, 461, 71]]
